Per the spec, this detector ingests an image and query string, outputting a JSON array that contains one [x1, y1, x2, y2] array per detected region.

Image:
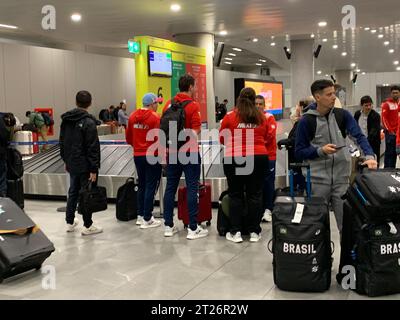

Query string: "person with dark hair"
[[161, 74, 208, 240], [26, 109, 49, 151], [295, 80, 377, 234], [382, 85, 400, 168], [354, 96, 381, 165], [118, 102, 129, 129], [255, 94, 277, 223], [60, 90, 102, 236], [216, 99, 228, 122], [0, 113, 15, 197], [219, 87, 270, 243]]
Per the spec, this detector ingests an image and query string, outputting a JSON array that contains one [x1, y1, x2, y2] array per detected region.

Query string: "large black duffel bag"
[[337, 183, 400, 297], [353, 169, 400, 223], [78, 182, 107, 215], [0, 198, 55, 283], [270, 164, 332, 292]]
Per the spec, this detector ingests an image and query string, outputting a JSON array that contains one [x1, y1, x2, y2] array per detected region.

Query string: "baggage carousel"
[[23, 122, 293, 202]]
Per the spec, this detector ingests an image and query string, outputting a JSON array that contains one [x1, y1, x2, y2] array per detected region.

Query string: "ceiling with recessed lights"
[[0, 0, 399, 74]]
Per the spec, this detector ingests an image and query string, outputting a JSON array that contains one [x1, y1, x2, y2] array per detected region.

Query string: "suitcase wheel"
[[206, 221, 211, 227]]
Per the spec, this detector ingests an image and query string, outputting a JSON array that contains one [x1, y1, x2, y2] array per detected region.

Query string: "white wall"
[[0, 42, 136, 137], [354, 71, 400, 106]]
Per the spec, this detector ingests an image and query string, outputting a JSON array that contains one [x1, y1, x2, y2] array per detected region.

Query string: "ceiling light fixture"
[[311, 33, 315, 38], [322, 38, 328, 42], [384, 41, 390, 46], [270, 42, 276, 46], [351, 63, 356, 68], [378, 34, 384, 38], [389, 49, 395, 53], [256, 63, 262, 66], [371, 29, 377, 33], [364, 27, 370, 31], [0, 23, 18, 29], [341, 52, 347, 56], [71, 13, 82, 22], [397, 67, 400, 71], [219, 30, 227, 36], [318, 21, 327, 27], [170, 4, 181, 12], [356, 69, 361, 73], [232, 48, 242, 52], [317, 71, 322, 75], [252, 38, 259, 42], [394, 61, 399, 65], [224, 57, 233, 61], [362, 72, 366, 75], [228, 53, 236, 56], [259, 59, 267, 63], [325, 74, 329, 77], [332, 44, 338, 49], [224, 62, 232, 65]]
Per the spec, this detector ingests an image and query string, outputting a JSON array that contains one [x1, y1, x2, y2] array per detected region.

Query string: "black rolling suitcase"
[[269, 164, 332, 292], [0, 198, 55, 283], [116, 178, 138, 221], [7, 178, 24, 209], [337, 168, 400, 297]]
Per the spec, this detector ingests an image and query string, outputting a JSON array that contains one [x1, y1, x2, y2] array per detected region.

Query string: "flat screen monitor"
[[148, 46, 172, 77], [234, 78, 284, 119]]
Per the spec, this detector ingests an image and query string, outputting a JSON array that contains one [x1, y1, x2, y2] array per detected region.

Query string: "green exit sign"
[[128, 40, 140, 54]]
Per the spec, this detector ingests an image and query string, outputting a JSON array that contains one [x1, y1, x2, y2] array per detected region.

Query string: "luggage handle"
[[267, 239, 273, 254], [288, 163, 311, 199], [331, 241, 335, 255]]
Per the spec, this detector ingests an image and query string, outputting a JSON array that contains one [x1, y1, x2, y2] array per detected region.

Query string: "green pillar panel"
[[171, 61, 186, 97]]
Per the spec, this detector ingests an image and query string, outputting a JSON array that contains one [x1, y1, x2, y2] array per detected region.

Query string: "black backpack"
[[160, 99, 192, 148], [303, 108, 347, 140], [116, 178, 138, 221], [41, 112, 54, 126], [6, 147, 24, 180]]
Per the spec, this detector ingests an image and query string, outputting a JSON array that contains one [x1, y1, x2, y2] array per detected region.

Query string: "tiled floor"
[[0, 199, 399, 300]]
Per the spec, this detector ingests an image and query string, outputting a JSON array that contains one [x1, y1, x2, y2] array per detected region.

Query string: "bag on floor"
[[337, 183, 400, 297], [0, 198, 55, 283], [269, 164, 332, 292], [216, 190, 249, 236], [78, 182, 107, 215], [116, 178, 138, 221]]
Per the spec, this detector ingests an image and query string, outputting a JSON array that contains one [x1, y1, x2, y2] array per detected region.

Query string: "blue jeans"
[[66, 172, 93, 228], [134, 156, 162, 222], [163, 154, 201, 231], [384, 133, 397, 169], [0, 156, 6, 196], [263, 160, 276, 211]]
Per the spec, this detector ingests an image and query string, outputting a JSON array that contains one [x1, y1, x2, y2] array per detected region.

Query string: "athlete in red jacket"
[[382, 86, 400, 168], [255, 95, 277, 223], [126, 93, 162, 229]]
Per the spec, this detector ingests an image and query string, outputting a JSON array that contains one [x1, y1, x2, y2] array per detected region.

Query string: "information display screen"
[[148, 46, 172, 77]]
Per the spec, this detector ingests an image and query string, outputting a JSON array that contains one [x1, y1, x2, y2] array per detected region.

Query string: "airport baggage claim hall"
[[1, 0, 400, 301]]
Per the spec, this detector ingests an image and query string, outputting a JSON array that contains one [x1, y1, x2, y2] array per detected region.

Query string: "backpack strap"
[[332, 108, 347, 139], [303, 113, 317, 141]]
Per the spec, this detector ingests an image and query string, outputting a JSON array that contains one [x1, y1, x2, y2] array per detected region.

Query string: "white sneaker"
[[226, 231, 243, 243], [81, 225, 103, 236], [187, 226, 209, 240], [66, 218, 79, 233], [140, 217, 162, 229], [262, 209, 272, 223], [136, 216, 144, 225], [164, 226, 178, 237], [250, 232, 261, 243]]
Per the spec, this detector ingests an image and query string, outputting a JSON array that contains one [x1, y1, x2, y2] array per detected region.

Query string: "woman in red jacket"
[[219, 88, 270, 243]]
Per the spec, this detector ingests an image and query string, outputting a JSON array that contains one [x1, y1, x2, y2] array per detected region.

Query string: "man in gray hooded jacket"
[[295, 80, 377, 233]]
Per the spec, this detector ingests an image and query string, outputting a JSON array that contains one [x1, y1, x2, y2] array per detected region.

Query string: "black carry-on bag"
[[0, 198, 55, 283], [116, 178, 138, 221], [337, 167, 400, 297], [269, 164, 332, 292], [78, 182, 107, 215]]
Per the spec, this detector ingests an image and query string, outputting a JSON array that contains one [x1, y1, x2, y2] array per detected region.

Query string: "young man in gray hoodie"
[[295, 80, 377, 234]]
